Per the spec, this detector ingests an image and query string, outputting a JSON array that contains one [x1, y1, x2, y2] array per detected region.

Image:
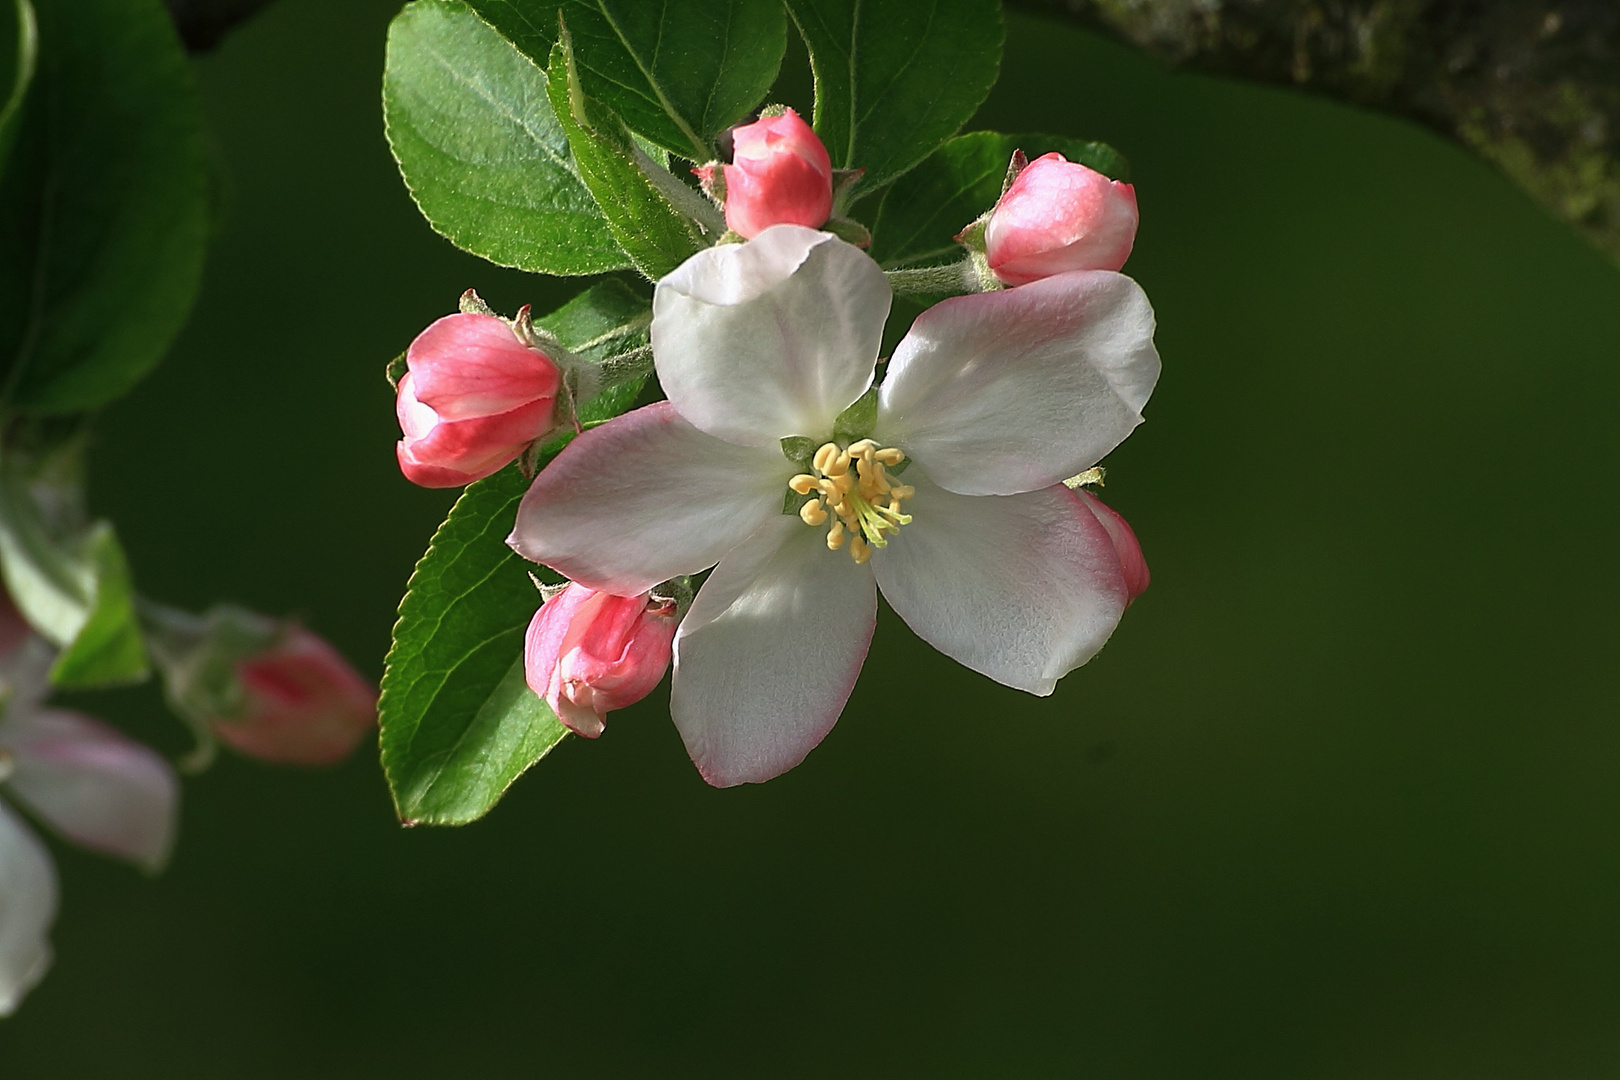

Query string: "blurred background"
[[4, 0, 1619, 1075]]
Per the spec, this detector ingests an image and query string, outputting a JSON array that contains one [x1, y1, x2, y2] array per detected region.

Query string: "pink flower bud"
[[720, 108, 833, 239], [212, 627, 378, 766], [396, 313, 562, 488], [1076, 490, 1150, 603], [984, 153, 1139, 286], [523, 584, 677, 739]]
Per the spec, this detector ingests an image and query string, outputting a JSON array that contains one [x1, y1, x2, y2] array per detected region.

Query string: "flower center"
[[788, 440, 914, 565]]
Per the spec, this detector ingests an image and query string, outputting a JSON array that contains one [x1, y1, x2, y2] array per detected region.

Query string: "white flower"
[[509, 226, 1160, 786], [0, 635, 178, 1016]]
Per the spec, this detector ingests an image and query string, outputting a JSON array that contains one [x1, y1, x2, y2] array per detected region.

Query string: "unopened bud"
[[719, 108, 833, 239], [396, 312, 562, 488], [523, 583, 677, 738], [984, 152, 1138, 286]]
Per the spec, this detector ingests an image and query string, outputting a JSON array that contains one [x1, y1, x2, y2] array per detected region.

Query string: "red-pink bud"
[[523, 584, 677, 738], [396, 313, 562, 488], [212, 628, 378, 766], [984, 153, 1139, 286], [720, 108, 833, 239], [1076, 490, 1150, 603]]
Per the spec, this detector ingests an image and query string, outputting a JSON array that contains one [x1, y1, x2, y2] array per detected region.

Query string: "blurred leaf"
[[786, 0, 1002, 198], [379, 280, 651, 826], [0, 0, 208, 413], [545, 33, 721, 279], [383, 0, 630, 277], [0, 0, 37, 177], [465, 0, 785, 161], [869, 131, 1130, 269], [0, 459, 146, 689]]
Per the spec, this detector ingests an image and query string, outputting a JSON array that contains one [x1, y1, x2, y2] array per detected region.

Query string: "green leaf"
[[545, 33, 721, 279], [869, 131, 1132, 269], [379, 466, 567, 826], [535, 276, 649, 363], [383, 0, 630, 277], [0, 0, 38, 177], [465, 0, 786, 161], [0, 467, 147, 689], [786, 0, 1003, 198], [379, 280, 652, 826], [0, 0, 208, 413]]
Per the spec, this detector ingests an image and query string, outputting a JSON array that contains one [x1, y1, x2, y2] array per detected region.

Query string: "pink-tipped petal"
[[672, 518, 876, 787], [509, 402, 787, 596], [3, 710, 178, 872], [878, 270, 1159, 496], [0, 803, 54, 1016], [1075, 490, 1150, 602], [406, 313, 560, 420], [872, 476, 1129, 695], [652, 227, 889, 447]]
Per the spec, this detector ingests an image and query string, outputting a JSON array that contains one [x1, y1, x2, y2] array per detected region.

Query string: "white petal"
[[671, 517, 876, 787], [3, 710, 178, 873], [878, 270, 1160, 495], [872, 474, 1128, 695], [0, 802, 55, 1017], [652, 225, 890, 447], [509, 402, 788, 596]]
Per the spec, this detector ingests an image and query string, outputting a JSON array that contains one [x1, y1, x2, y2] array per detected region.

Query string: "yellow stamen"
[[788, 440, 914, 563]]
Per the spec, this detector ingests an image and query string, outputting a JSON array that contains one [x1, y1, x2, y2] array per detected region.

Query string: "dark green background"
[[5, 1, 1619, 1075]]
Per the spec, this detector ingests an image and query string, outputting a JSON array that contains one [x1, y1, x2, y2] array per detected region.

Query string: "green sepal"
[[780, 435, 818, 472], [832, 386, 879, 443]]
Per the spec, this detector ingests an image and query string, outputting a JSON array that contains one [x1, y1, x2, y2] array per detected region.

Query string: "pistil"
[[788, 440, 914, 564]]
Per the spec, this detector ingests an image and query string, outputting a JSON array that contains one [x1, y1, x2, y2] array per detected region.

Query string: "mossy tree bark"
[[1009, 0, 1619, 263]]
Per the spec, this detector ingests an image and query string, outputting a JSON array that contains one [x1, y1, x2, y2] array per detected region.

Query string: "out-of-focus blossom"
[[509, 226, 1159, 787], [523, 584, 677, 739], [0, 628, 178, 1016], [984, 152, 1139, 286], [396, 313, 561, 488], [212, 627, 378, 766]]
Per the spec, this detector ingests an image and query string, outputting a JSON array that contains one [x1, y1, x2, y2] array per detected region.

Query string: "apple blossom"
[[396, 312, 562, 488], [984, 152, 1139, 285], [0, 632, 178, 1016], [142, 602, 377, 768], [712, 108, 833, 239], [523, 584, 677, 738], [508, 226, 1159, 787]]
